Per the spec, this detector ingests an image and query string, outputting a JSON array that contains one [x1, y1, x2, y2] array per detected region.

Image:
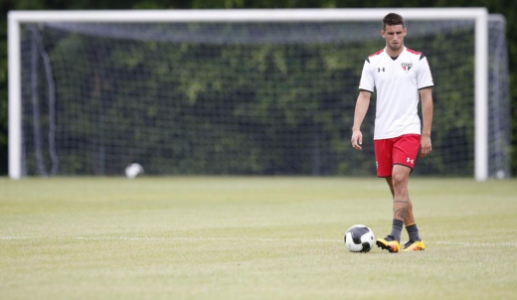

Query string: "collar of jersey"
[[383, 46, 405, 61]]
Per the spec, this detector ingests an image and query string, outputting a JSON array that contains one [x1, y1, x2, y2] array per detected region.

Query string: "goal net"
[[11, 10, 511, 178]]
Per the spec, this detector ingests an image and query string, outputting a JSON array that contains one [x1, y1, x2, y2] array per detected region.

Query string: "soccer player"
[[351, 13, 433, 253]]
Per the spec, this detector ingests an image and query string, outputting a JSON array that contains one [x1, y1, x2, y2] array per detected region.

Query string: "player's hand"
[[351, 130, 363, 150], [420, 135, 432, 157]]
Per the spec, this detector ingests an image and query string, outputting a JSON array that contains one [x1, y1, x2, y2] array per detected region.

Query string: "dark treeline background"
[[1, 0, 516, 176]]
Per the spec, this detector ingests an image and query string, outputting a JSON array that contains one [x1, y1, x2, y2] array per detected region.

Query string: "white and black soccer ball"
[[125, 163, 144, 179], [344, 225, 375, 253]]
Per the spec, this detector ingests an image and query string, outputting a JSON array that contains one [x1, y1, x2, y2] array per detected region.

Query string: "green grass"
[[1, 177, 516, 299]]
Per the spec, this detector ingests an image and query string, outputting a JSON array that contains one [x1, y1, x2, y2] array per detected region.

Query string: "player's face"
[[381, 24, 407, 51]]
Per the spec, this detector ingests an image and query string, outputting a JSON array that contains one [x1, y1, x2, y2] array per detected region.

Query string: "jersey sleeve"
[[417, 56, 434, 90], [358, 59, 374, 93]]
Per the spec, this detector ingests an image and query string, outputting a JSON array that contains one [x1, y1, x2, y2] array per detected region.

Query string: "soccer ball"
[[344, 225, 375, 253], [125, 163, 144, 179]]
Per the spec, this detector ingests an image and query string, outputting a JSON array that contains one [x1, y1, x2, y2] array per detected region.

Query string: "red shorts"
[[374, 134, 420, 177]]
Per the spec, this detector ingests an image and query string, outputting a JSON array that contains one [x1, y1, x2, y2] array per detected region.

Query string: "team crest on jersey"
[[401, 62, 413, 72]]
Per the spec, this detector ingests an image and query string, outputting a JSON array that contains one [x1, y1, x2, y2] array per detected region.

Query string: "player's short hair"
[[383, 13, 405, 30]]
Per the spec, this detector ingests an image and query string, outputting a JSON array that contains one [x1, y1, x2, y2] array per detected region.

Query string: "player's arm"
[[351, 90, 372, 150], [419, 87, 433, 157]]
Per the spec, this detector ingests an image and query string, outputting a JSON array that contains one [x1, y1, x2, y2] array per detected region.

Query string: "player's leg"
[[402, 196, 422, 249], [374, 139, 401, 252], [402, 198, 425, 251], [391, 164, 412, 240], [383, 170, 423, 251], [385, 176, 416, 233], [392, 164, 411, 221], [392, 134, 425, 251], [376, 165, 411, 253]]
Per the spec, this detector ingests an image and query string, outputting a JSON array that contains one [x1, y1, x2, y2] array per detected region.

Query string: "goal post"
[[8, 8, 502, 180]]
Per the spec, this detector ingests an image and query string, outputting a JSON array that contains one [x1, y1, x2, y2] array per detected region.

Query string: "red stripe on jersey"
[[406, 48, 422, 55], [368, 49, 384, 57]]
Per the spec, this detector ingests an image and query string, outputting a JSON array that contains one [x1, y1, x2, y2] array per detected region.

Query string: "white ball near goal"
[[125, 163, 144, 179], [344, 224, 375, 253]]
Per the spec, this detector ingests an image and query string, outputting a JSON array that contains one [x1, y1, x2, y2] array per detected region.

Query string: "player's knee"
[[391, 172, 407, 188]]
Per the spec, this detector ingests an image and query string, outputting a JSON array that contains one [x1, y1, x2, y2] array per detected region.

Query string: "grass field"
[[1, 177, 516, 299]]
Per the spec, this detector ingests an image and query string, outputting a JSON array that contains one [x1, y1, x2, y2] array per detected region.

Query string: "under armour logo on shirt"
[[406, 157, 414, 164], [378, 67, 385, 72]]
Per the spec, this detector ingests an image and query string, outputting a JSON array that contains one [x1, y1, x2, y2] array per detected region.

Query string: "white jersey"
[[359, 47, 434, 139]]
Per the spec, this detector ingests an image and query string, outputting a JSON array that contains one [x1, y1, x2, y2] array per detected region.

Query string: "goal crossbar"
[[8, 8, 488, 22], [7, 8, 489, 180]]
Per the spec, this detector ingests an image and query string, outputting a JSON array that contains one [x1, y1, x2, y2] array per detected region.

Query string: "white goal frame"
[[8, 8, 489, 180]]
